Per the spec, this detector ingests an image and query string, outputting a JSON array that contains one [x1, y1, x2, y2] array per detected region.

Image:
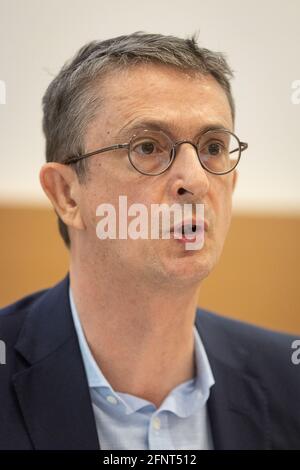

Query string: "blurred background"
[[0, 0, 299, 333]]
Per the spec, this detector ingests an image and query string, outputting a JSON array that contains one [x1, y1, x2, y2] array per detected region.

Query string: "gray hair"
[[42, 31, 235, 248]]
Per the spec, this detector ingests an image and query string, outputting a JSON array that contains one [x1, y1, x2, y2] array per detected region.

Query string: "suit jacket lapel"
[[206, 355, 270, 449], [196, 310, 271, 450], [12, 275, 99, 450]]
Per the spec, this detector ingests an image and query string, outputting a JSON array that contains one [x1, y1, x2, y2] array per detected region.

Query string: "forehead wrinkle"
[[101, 70, 233, 142], [116, 116, 232, 142]]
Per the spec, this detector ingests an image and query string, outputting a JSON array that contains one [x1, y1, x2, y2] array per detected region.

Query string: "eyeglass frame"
[[62, 127, 248, 176]]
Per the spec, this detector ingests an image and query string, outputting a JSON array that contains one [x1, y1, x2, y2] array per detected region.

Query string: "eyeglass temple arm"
[[229, 142, 248, 154], [63, 143, 129, 165]]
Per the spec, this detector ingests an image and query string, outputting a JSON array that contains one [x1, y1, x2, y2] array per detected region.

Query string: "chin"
[[159, 253, 215, 287]]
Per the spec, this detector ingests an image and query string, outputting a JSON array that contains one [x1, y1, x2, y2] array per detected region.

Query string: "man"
[[0, 32, 299, 450]]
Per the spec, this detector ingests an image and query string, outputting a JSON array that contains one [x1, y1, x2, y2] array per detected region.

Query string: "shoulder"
[[197, 307, 297, 349], [196, 307, 300, 393], [0, 287, 50, 344], [196, 307, 300, 384], [0, 274, 70, 341], [197, 309, 300, 447], [197, 307, 299, 368], [197, 308, 297, 345]]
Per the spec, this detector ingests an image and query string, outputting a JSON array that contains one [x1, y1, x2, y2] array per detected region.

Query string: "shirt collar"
[[69, 287, 215, 417]]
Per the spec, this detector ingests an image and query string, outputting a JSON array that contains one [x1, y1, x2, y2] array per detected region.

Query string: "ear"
[[39, 162, 86, 231], [232, 169, 238, 192]]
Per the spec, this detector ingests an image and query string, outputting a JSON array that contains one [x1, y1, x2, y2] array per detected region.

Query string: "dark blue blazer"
[[0, 274, 299, 450]]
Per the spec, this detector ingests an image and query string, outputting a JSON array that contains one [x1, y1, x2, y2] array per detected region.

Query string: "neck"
[[69, 254, 200, 408]]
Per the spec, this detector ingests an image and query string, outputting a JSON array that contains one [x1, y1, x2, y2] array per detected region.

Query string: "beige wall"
[[1, 205, 299, 334], [1, 0, 300, 213]]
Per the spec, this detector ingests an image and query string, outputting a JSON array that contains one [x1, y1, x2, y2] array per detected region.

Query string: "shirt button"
[[153, 417, 161, 430], [106, 395, 118, 405]]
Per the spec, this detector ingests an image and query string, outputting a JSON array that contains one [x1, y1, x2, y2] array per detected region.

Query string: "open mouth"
[[183, 223, 197, 234], [172, 221, 204, 241]]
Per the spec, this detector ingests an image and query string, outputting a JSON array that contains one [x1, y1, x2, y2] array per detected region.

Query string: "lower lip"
[[171, 229, 204, 243], [174, 235, 198, 243]]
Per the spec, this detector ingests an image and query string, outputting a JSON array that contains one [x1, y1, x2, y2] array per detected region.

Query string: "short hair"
[[42, 31, 235, 248]]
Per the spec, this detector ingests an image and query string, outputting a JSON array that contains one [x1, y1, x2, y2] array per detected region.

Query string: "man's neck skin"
[[69, 256, 200, 409]]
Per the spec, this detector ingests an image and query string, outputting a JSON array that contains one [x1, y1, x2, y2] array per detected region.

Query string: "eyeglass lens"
[[129, 129, 240, 175]]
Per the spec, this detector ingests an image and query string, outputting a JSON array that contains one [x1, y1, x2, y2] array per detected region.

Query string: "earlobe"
[[39, 163, 86, 231]]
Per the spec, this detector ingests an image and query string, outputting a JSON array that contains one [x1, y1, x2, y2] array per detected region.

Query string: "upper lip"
[[170, 217, 208, 234]]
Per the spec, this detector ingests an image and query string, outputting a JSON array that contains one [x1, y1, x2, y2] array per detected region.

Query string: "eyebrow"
[[116, 119, 231, 141]]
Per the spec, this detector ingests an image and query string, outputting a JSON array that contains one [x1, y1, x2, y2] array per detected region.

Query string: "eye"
[[133, 139, 164, 157], [199, 139, 227, 157], [208, 142, 222, 155], [138, 141, 156, 155]]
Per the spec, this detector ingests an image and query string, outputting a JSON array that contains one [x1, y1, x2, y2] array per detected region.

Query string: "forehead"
[[98, 64, 233, 139]]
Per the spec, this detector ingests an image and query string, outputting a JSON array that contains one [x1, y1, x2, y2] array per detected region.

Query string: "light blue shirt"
[[69, 288, 215, 450]]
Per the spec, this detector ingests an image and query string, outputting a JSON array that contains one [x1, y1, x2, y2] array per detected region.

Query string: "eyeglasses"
[[62, 127, 248, 176]]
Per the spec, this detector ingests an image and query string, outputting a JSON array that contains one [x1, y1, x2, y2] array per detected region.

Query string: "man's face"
[[77, 64, 237, 288]]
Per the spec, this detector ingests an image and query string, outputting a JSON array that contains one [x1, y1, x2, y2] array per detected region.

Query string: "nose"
[[169, 141, 210, 199]]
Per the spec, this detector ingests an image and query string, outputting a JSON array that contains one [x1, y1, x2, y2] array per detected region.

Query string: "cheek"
[[80, 190, 99, 233], [80, 174, 151, 237], [79, 180, 113, 234]]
